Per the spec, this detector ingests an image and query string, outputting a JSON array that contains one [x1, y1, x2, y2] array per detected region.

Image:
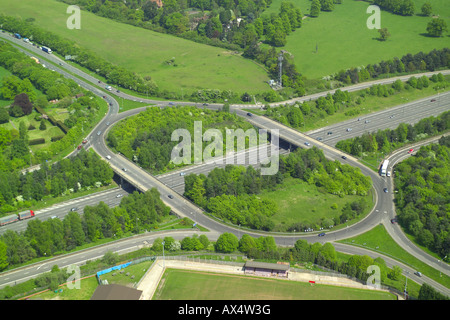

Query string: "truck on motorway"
[[0, 210, 35, 226], [18, 210, 35, 220], [0, 214, 19, 226], [41, 46, 52, 54], [380, 160, 389, 177]]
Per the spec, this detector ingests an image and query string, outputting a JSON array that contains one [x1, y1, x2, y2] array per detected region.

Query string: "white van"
[[106, 155, 111, 160]]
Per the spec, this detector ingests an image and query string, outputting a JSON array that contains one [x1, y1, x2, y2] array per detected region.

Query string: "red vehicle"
[[408, 148, 414, 154], [82, 139, 88, 144], [77, 145, 82, 150], [18, 210, 35, 220], [0, 210, 35, 226]]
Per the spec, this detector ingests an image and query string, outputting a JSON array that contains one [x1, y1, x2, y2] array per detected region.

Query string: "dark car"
[[247, 112, 252, 117], [431, 99, 436, 102], [342, 155, 347, 160], [71, 207, 78, 211], [327, 131, 333, 135], [390, 218, 397, 224], [168, 194, 174, 199], [383, 188, 388, 193], [318, 233, 325, 237]]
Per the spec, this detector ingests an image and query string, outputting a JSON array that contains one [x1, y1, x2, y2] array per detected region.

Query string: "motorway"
[[0, 33, 449, 295]]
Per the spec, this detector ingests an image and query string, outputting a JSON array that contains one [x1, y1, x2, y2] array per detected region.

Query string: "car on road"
[[169, 102, 175, 106], [51, 216, 58, 219], [116, 194, 122, 198], [106, 155, 111, 160], [168, 194, 174, 199], [341, 155, 347, 160], [383, 188, 388, 193], [304, 142, 311, 146], [414, 271, 422, 277], [346, 128, 352, 132], [97, 131, 101, 136], [122, 168, 127, 172], [365, 120, 370, 123], [431, 99, 436, 102], [247, 112, 252, 117], [82, 139, 88, 144], [327, 131, 332, 135], [106, 122, 110, 125], [387, 171, 391, 177], [77, 145, 82, 150], [71, 207, 78, 211], [203, 103, 208, 106], [408, 148, 414, 154], [318, 233, 325, 237], [316, 137, 323, 141], [180, 172, 186, 176], [391, 218, 398, 224]]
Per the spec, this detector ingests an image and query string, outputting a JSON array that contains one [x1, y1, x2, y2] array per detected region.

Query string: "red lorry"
[[0, 210, 35, 226]]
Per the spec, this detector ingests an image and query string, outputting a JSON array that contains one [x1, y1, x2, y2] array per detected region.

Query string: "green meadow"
[[1, 0, 269, 95], [259, 177, 374, 231], [264, 0, 450, 79]]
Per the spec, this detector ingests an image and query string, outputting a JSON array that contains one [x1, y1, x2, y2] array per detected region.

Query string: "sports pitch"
[[153, 268, 396, 300]]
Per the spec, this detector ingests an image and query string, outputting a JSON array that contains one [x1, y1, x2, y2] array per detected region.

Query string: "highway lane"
[[1, 33, 449, 293], [0, 187, 125, 236], [307, 92, 450, 146], [156, 144, 289, 194]]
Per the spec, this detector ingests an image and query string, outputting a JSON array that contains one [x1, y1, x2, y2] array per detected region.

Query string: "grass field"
[[264, 0, 450, 80], [259, 177, 373, 231], [153, 268, 396, 300], [1, 0, 269, 95]]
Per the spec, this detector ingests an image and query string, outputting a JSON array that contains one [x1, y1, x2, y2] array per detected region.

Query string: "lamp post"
[[162, 241, 165, 268]]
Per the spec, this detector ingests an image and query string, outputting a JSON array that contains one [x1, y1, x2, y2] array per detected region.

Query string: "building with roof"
[[91, 284, 143, 300], [244, 261, 290, 278]]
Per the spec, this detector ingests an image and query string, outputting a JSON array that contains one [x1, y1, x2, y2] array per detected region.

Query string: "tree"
[[12, 93, 33, 115], [0, 108, 9, 124], [310, 0, 321, 17], [388, 265, 402, 280], [214, 232, 239, 253], [0, 240, 8, 271], [426, 18, 448, 37], [319, 0, 334, 11], [39, 119, 47, 131], [421, 3, 432, 16], [378, 28, 391, 41]]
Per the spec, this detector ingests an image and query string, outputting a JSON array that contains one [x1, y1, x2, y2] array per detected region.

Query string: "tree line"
[[336, 110, 450, 157], [394, 137, 449, 260], [0, 150, 113, 215], [0, 188, 171, 271], [184, 147, 372, 231], [334, 48, 449, 85]]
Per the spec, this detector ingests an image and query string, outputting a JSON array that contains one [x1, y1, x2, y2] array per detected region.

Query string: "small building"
[[244, 261, 290, 278], [91, 284, 143, 300]]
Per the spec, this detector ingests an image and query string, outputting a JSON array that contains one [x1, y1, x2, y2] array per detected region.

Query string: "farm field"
[[0, 0, 270, 95], [153, 268, 396, 300], [264, 0, 450, 80]]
